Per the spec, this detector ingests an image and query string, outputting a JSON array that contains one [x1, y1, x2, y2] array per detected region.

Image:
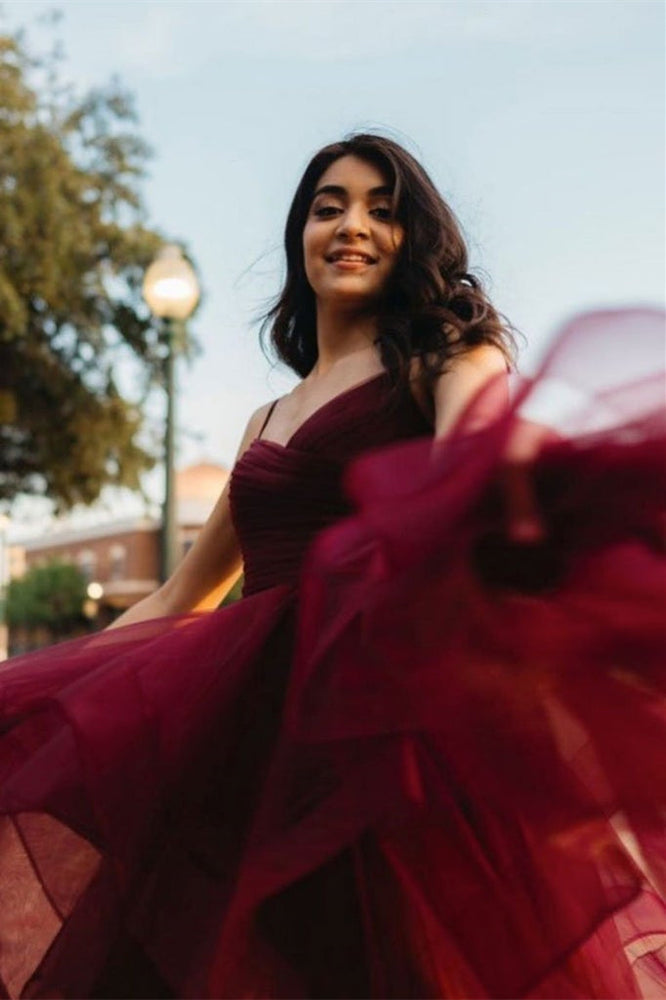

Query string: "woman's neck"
[[313, 302, 380, 376]]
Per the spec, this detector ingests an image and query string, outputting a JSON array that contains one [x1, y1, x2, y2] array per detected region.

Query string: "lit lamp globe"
[[87, 581, 104, 601], [142, 244, 199, 321], [83, 581, 104, 620]]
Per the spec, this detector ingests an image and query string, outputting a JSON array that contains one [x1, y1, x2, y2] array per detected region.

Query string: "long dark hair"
[[261, 133, 518, 385]]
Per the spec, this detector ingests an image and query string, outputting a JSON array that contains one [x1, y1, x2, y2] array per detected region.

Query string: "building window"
[[77, 549, 97, 583], [109, 544, 127, 581]]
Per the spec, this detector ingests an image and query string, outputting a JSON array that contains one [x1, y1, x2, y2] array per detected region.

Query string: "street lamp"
[[83, 581, 104, 621], [142, 245, 200, 583]]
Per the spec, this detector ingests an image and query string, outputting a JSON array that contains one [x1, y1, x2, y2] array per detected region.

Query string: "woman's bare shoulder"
[[248, 399, 278, 433], [412, 342, 507, 380], [234, 399, 280, 461], [407, 343, 508, 426], [453, 341, 508, 375]]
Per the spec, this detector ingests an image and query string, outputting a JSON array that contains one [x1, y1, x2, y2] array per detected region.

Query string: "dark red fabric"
[[0, 309, 664, 998]]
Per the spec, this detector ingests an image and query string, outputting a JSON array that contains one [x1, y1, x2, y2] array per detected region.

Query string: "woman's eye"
[[312, 204, 393, 221]]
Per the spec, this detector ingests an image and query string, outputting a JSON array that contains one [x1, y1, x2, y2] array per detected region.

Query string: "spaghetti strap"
[[257, 398, 279, 440]]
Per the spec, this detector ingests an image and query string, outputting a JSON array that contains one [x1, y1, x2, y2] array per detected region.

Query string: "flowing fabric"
[[0, 308, 664, 998]]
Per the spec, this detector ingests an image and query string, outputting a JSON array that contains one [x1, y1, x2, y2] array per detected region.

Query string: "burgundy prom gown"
[[1, 308, 665, 999]]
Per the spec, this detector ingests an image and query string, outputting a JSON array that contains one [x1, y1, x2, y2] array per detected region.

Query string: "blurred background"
[[1, 0, 663, 649]]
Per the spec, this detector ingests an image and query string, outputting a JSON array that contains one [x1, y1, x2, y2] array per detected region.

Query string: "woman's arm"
[[430, 343, 509, 439], [429, 345, 547, 542], [106, 400, 275, 629]]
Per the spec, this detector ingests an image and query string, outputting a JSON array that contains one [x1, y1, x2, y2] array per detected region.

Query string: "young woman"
[[0, 134, 664, 1000], [107, 137, 514, 633]]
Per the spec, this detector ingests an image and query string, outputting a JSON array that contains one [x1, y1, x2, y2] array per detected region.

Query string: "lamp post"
[[142, 245, 200, 583]]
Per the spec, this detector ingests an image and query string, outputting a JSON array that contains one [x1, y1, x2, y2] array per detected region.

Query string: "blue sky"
[[3, 0, 664, 525]]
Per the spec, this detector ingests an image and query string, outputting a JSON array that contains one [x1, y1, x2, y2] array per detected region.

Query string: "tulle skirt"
[[1, 307, 665, 998]]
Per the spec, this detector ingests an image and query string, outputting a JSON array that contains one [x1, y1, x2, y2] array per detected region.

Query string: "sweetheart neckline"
[[253, 370, 390, 452]]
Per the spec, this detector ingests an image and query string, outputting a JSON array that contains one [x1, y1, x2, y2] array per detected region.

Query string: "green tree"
[[0, 23, 196, 510], [6, 559, 87, 635]]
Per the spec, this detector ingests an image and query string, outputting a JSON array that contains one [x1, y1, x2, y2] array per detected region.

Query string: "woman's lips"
[[328, 258, 374, 270]]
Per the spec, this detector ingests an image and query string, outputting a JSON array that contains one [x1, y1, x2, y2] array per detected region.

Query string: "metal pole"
[[161, 317, 179, 583]]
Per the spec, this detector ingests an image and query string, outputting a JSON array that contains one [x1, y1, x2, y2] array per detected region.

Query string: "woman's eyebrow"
[[312, 184, 393, 199]]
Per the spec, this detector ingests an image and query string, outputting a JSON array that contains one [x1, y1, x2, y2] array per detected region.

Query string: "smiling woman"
[[0, 133, 664, 1000]]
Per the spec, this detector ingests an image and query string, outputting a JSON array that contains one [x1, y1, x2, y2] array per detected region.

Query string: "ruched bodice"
[[229, 372, 431, 595]]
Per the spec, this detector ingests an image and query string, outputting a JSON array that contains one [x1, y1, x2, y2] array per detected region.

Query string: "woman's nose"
[[335, 206, 369, 238]]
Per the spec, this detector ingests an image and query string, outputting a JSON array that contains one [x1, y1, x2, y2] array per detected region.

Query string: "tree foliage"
[[6, 559, 87, 633], [0, 24, 195, 510]]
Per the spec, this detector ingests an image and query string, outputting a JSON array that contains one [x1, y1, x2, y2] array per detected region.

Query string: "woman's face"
[[302, 154, 404, 310]]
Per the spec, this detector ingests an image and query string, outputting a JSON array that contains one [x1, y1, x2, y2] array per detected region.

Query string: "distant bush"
[[6, 560, 88, 635]]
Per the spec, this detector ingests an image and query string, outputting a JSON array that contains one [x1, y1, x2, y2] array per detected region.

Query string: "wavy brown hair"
[[261, 133, 518, 385]]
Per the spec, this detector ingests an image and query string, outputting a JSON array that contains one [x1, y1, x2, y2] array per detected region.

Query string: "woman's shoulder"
[[452, 342, 509, 374], [249, 399, 279, 432], [233, 398, 281, 463], [412, 342, 508, 380], [407, 343, 508, 422]]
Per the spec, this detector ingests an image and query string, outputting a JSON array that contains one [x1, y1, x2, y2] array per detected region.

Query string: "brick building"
[[11, 462, 229, 625]]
